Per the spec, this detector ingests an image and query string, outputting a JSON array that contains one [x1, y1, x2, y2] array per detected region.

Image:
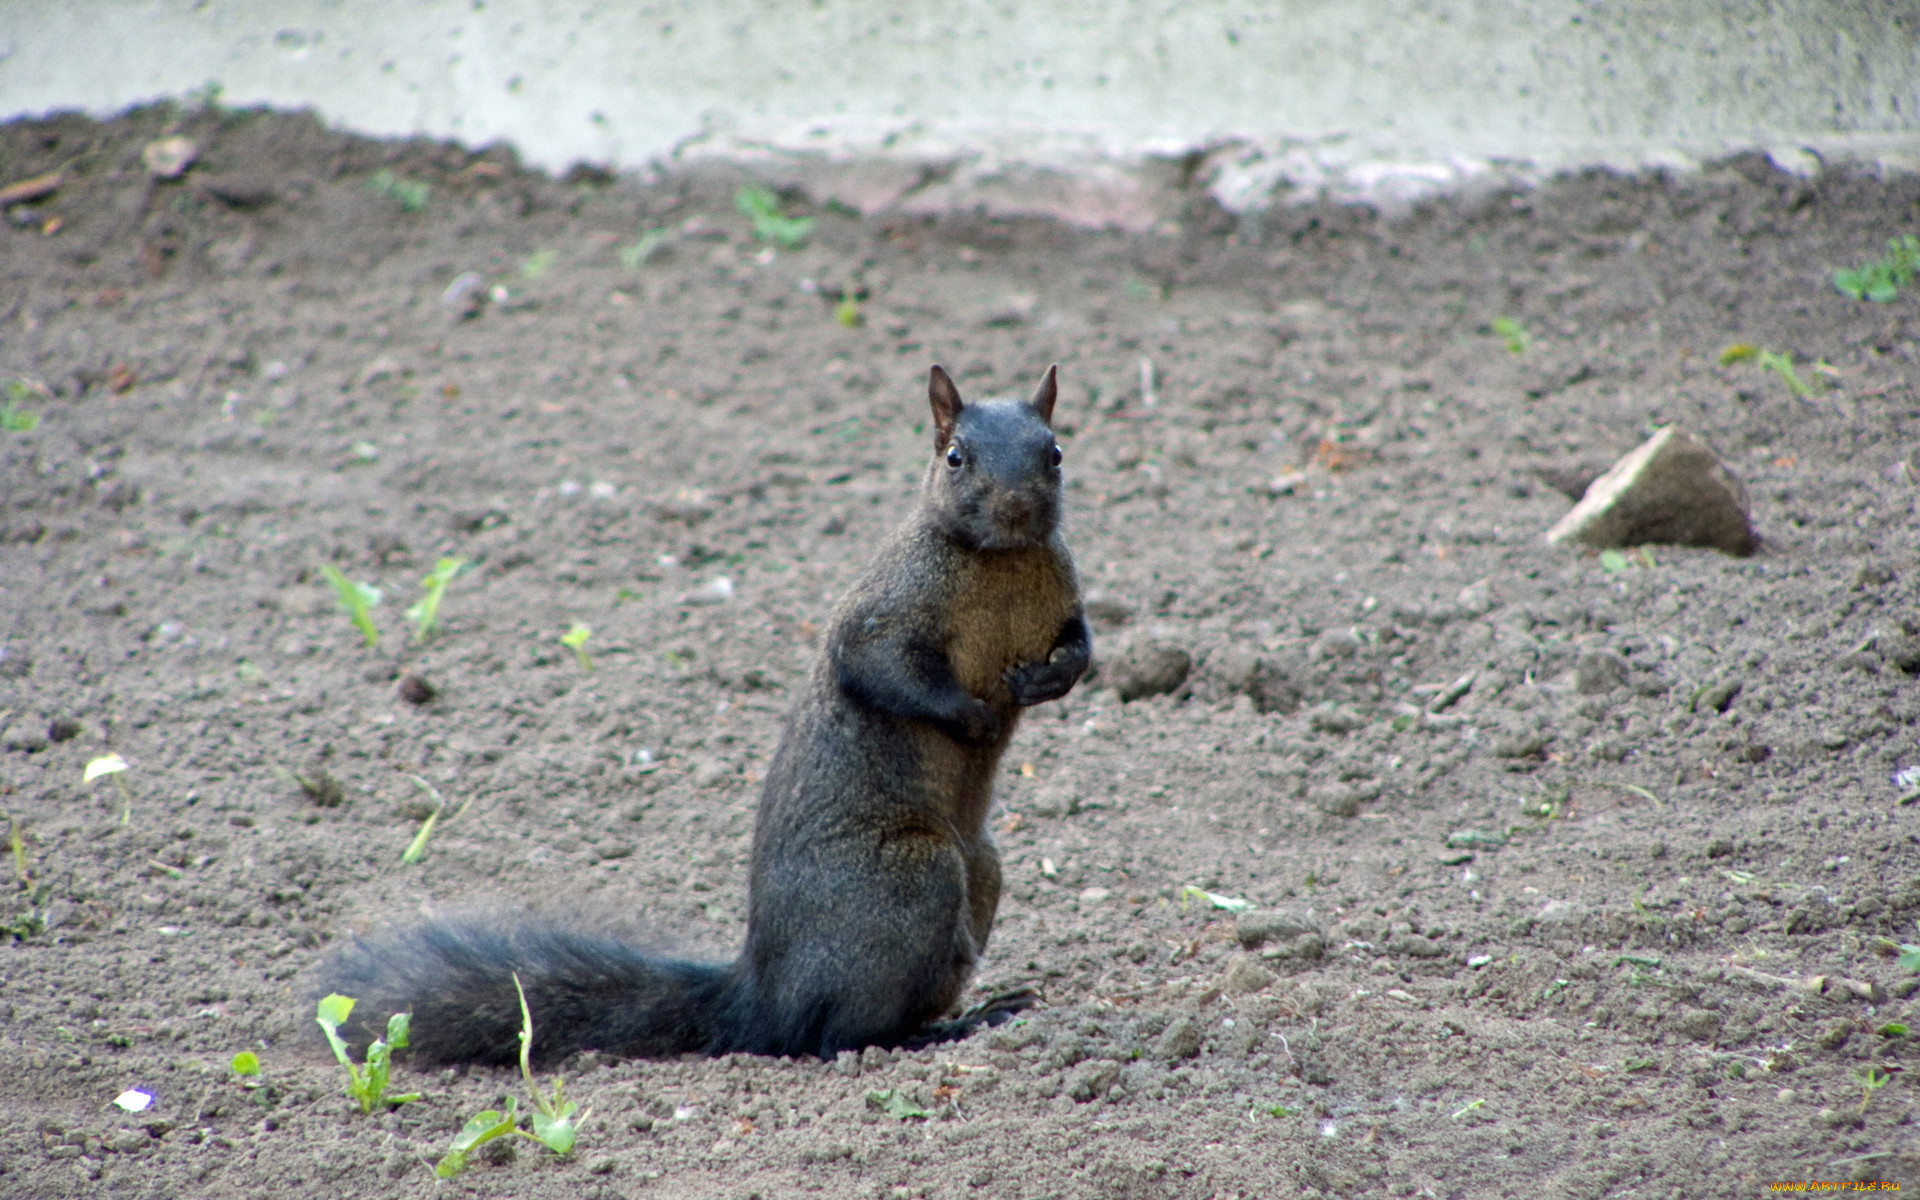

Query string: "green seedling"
[[835, 295, 863, 328], [515, 974, 582, 1154], [435, 1098, 521, 1178], [736, 186, 813, 250], [1835, 235, 1920, 302], [6, 813, 28, 885], [84, 753, 134, 825], [1179, 885, 1251, 915], [865, 1088, 934, 1120], [404, 556, 468, 642], [2, 381, 43, 432], [6, 881, 51, 939], [560, 622, 595, 671], [618, 228, 670, 268], [1599, 547, 1656, 573], [1491, 317, 1530, 355], [1449, 1098, 1486, 1120], [1898, 940, 1920, 973], [230, 1051, 261, 1077], [1757, 350, 1821, 399], [1879, 1023, 1910, 1038], [1859, 1064, 1894, 1115], [319, 564, 382, 647], [1261, 1102, 1303, 1118], [521, 249, 557, 280], [369, 168, 430, 214], [1718, 343, 1759, 367], [436, 973, 586, 1178], [400, 775, 473, 866], [314, 994, 420, 1114]]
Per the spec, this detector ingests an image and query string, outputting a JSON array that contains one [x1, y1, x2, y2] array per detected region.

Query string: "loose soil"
[[3, 105, 1920, 1199]]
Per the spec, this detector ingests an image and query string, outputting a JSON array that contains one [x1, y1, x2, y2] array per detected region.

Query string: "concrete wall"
[[2, 1, 1916, 218]]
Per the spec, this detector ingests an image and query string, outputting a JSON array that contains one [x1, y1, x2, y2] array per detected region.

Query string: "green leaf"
[[1898, 944, 1920, 973], [618, 229, 670, 268], [315, 994, 356, 1063], [1179, 885, 1251, 914], [521, 249, 557, 279], [386, 1011, 411, 1052], [1490, 316, 1530, 354], [1717, 343, 1759, 366], [401, 809, 439, 865], [530, 1105, 578, 1153], [736, 186, 814, 249], [405, 556, 467, 642], [865, 1088, 934, 1120], [319, 565, 382, 647], [1598, 549, 1630, 574], [1879, 1023, 1909, 1037], [230, 1051, 261, 1076], [437, 1100, 520, 1178], [561, 622, 595, 671]]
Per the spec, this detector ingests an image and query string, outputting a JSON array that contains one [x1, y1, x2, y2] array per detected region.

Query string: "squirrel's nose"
[[993, 494, 1035, 528]]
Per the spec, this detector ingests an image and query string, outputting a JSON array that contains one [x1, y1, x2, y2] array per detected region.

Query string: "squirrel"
[[320, 364, 1091, 1063]]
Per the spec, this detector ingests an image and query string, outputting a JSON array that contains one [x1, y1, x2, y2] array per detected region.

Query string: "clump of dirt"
[[2, 106, 1919, 1197]]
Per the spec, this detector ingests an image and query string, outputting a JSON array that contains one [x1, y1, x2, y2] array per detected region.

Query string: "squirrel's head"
[[921, 364, 1063, 551]]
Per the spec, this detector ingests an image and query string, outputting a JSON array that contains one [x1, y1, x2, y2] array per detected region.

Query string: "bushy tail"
[[320, 919, 741, 1064]]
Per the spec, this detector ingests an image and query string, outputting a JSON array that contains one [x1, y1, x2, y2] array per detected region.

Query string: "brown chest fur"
[[940, 542, 1079, 704]]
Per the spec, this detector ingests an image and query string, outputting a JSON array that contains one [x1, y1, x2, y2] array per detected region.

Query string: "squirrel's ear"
[[1027, 364, 1058, 425], [928, 365, 963, 448]]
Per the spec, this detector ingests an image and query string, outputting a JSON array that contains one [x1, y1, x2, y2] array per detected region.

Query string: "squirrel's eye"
[[1050, 443, 1063, 467], [946, 445, 963, 468]]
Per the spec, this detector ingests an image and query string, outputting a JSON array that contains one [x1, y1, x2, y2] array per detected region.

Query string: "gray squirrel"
[[320, 364, 1091, 1061]]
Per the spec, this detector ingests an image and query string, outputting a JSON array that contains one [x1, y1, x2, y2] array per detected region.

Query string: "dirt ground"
[[3, 103, 1920, 1199]]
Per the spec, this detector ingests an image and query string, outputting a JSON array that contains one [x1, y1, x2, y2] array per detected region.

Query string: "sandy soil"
[[3, 104, 1920, 1199]]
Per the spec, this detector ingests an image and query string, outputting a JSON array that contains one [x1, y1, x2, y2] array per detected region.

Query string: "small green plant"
[[84, 753, 134, 825], [736, 186, 813, 250], [2, 381, 43, 433], [1835, 235, 1920, 302], [369, 169, 430, 214], [1449, 1097, 1487, 1120], [1179, 885, 1251, 914], [404, 556, 468, 642], [521, 249, 557, 280], [1261, 1102, 1303, 1118], [1859, 1063, 1894, 1115], [1757, 349, 1820, 399], [6, 880, 51, 939], [618, 228, 670, 268], [835, 295, 863, 328], [6, 812, 28, 885], [435, 973, 582, 1178], [515, 975, 581, 1153], [1599, 547, 1656, 574], [400, 775, 472, 866], [865, 1088, 934, 1120], [314, 994, 421, 1114], [1897, 936, 1920, 973], [436, 1098, 521, 1178], [1491, 317, 1530, 354], [1718, 343, 1759, 366], [560, 622, 595, 671], [319, 565, 382, 647], [230, 1050, 261, 1077]]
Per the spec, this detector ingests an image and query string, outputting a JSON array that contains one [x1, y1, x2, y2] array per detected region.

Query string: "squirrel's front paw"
[[944, 697, 1002, 744], [1005, 656, 1083, 706]]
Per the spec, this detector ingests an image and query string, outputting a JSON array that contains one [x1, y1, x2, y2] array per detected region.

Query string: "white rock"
[[1545, 425, 1754, 554]]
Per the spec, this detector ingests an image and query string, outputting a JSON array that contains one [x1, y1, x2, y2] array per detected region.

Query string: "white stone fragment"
[[1545, 425, 1754, 554]]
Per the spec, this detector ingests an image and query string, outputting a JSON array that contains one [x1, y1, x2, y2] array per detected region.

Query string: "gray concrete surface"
[[2, 1, 1916, 221]]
